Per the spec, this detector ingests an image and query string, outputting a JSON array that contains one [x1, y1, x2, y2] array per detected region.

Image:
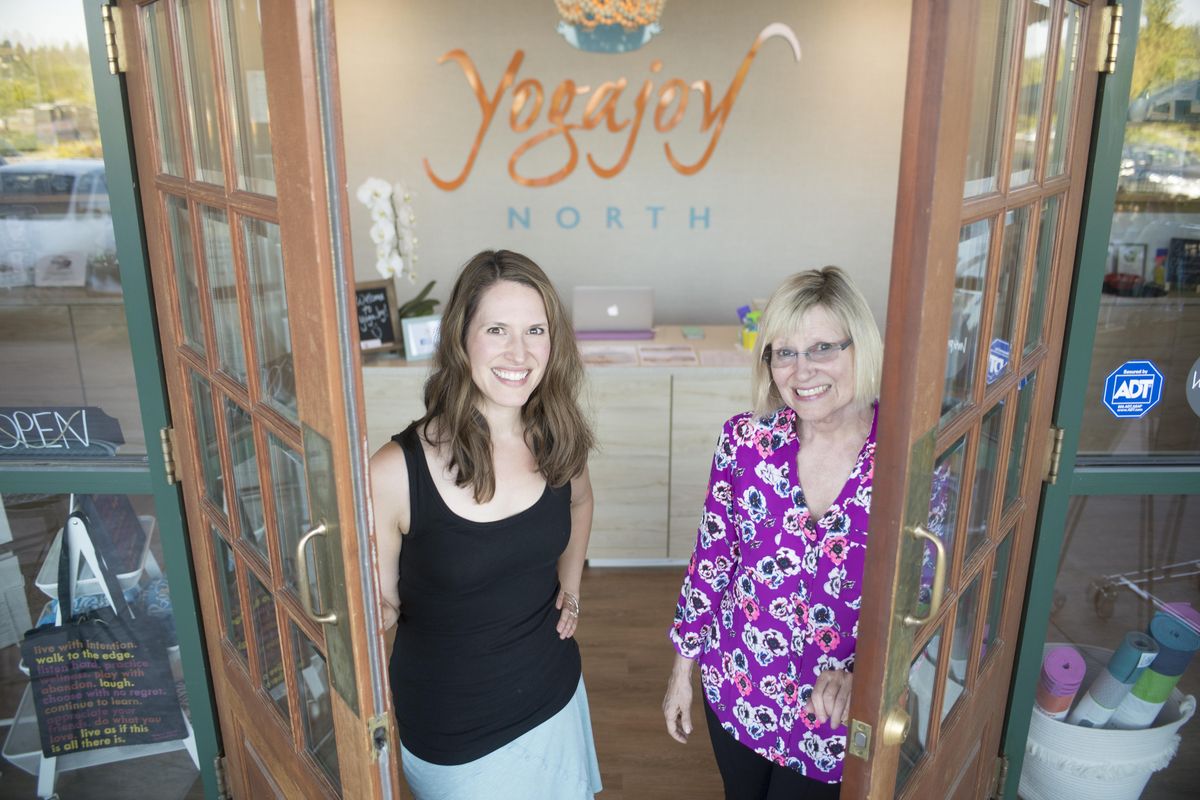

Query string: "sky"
[[1, 0, 88, 48]]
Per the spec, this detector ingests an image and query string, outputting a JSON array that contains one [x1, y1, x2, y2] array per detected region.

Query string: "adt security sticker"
[[1102, 360, 1164, 419], [987, 339, 1011, 384]]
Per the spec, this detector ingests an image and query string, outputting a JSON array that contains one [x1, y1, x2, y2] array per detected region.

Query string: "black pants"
[[705, 702, 842, 800]]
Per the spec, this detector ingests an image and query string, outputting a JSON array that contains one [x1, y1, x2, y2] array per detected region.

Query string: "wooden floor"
[[579, 567, 724, 800]]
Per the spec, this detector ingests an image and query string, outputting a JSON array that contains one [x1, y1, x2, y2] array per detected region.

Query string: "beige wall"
[[335, 0, 910, 326]]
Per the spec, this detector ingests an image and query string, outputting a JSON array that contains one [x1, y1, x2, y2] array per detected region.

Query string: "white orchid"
[[370, 218, 396, 246], [355, 177, 392, 206], [356, 176, 418, 281]]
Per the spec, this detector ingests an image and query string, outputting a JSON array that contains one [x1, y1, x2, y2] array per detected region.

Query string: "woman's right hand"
[[663, 653, 695, 744], [382, 600, 399, 630]]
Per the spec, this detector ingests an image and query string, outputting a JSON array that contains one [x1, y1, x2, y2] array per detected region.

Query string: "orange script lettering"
[[422, 23, 802, 190]]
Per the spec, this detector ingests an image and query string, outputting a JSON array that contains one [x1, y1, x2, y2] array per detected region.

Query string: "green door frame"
[[1001, 1, 1200, 796], [0, 3, 220, 796]]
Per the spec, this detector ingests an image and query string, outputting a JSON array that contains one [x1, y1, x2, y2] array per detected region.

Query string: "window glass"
[[1083, 2, 1200, 462], [2, 491, 200, 795], [0, 9, 144, 461], [1019, 494, 1200, 797]]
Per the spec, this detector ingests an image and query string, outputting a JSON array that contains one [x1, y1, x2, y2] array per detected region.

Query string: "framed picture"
[[402, 314, 441, 361], [1115, 243, 1148, 278], [355, 279, 400, 353]]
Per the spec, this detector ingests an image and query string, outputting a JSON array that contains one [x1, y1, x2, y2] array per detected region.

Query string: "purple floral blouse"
[[669, 405, 877, 783]]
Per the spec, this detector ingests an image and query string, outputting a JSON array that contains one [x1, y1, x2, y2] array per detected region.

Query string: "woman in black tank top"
[[370, 251, 602, 799]]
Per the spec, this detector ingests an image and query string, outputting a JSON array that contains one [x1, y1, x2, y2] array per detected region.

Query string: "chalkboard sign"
[[355, 280, 399, 353]]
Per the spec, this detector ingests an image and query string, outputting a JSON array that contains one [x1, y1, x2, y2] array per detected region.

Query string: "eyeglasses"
[[762, 339, 853, 368]]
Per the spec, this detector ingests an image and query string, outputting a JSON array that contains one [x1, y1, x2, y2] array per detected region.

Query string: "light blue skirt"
[[400, 677, 603, 799]]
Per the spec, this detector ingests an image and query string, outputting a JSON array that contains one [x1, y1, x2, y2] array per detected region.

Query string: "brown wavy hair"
[[417, 250, 595, 503]]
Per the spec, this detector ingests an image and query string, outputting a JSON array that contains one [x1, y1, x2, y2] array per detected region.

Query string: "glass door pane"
[[964, 0, 1020, 198], [1011, 0, 1053, 188], [178, 0, 225, 186], [220, 0, 276, 197]]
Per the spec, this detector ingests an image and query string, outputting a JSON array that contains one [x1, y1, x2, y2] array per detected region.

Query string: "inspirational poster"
[[24, 621, 186, 757]]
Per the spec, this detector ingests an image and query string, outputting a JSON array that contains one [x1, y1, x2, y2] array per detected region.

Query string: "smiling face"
[[465, 280, 552, 416], [769, 304, 857, 427]]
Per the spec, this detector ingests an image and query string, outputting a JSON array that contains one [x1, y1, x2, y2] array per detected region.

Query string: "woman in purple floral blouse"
[[664, 267, 882, 799]]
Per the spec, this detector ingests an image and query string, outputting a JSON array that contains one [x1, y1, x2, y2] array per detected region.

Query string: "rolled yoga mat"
[[1109, 611, 1200, 730], [1067, 631, 1158, 727], [1034, 645, 1086, 720]]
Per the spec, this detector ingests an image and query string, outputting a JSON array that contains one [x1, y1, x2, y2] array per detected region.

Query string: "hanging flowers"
[[355, 177, 418, 282]]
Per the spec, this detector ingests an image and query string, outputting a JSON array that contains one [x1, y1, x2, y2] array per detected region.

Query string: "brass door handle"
[[904, 525, 946, 627], [882, 708, 911, 745], [296, 521, 337, 624]]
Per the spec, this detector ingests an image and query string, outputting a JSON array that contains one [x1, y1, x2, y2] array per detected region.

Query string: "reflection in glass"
[[178, 0, 224, 185], [224, 398, 265, 554], [0, 160, 142, 455], [1046, 3, 1082, 177], [941, 575, 981, 722], [1003, 372, 1037, 511], [989, 205, 1032, 385], [213, 530, 248, 662], [963, 0, 1019, 198], [245, 218, 297, 419], [943, 219, 992, 424], [200, 205, 246, 383], [292, 626, 342, 791], [1023, 195, 1060, 356], [269, 433, 314, 594], [896, 628, 944, 793], [190, 372, 226, 513], [166, 195, 206, 353], [144, 3, 185, 177], [925, 436, 967, 606], [982, 532, 1012, 663], [221, 0, 276, 196], [249, 573, 289, 720], [1011, 0, 1052, 187], [966, 403, 1005, 559], [1084, 3, 1200, 459]]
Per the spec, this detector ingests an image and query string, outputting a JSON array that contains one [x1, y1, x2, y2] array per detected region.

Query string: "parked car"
[[0, 159, 118, 290]]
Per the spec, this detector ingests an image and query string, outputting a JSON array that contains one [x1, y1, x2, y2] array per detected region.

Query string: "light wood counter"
[[361, 326, 756, 561]]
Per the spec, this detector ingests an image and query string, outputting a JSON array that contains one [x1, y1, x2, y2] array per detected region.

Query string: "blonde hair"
[[751, 266, 882, 418], [419, 250, 594, 502]]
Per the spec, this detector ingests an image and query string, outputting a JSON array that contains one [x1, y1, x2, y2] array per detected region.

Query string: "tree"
[[1130, 0, 1200, 100]]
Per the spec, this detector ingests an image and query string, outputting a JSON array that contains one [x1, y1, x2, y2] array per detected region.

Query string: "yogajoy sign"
[[423, 16, 802, 190]]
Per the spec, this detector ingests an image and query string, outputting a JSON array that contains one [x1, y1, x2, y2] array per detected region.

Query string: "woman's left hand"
[[805, 668, 853, 729], [555, 589, 580, 639]]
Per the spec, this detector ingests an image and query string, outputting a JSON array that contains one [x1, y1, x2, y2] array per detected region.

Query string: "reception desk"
[[362, 326, 755, 561]]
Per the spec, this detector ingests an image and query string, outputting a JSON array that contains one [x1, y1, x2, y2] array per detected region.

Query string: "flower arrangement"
[[355, 177, 418, 281], [554, 0, 665, 31]]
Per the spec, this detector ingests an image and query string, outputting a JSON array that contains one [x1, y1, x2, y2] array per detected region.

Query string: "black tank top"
[[388, 424, 581, 765]]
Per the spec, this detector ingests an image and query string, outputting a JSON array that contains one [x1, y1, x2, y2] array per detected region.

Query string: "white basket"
[[1019, 644, 1196, 800]]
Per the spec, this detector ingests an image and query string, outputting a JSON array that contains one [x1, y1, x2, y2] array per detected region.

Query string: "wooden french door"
[[844, 1, 1108, 797], [115, 0, 387, 797]]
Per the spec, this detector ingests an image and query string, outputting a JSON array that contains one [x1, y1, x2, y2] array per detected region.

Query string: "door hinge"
[[368, 713, 393, 762], [989, 753, 1010, 799], [1042, 425, 1065, 485], [159, 426, 178, 485], [100, 4, 125, 75], [214, 754, 230, 800], [847, 718, 872, 760], [1098, 4, 1122, 74]]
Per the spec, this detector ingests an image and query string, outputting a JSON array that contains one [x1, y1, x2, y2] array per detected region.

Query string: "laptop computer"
[[572, 286, 655, 339]]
